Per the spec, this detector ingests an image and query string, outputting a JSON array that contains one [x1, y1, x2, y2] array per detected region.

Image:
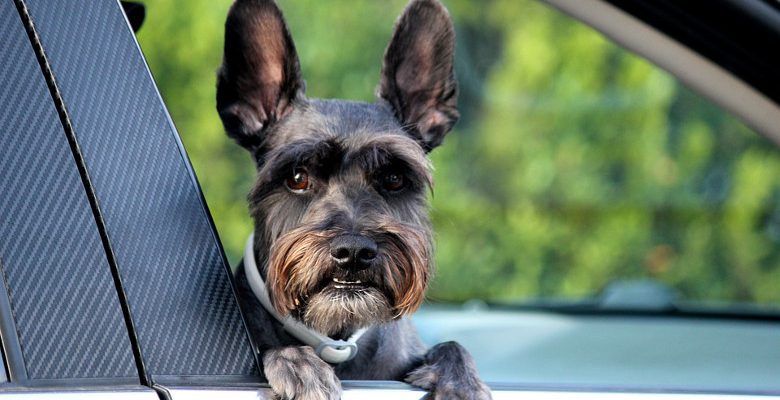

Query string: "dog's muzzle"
[[243, 234, 366, 363]]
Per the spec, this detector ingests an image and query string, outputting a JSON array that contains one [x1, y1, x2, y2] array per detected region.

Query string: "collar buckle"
[[316, 340, 359, 362]]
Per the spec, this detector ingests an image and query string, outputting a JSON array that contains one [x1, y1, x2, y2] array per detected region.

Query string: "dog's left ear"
[[217, 0, 304, 151], [378, 0, 459, 152]]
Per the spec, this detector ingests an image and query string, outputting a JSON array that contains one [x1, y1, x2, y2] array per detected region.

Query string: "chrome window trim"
[[0, 388, 157, 400], [543, 0, 780, 145], [162, 386, 780, 400]]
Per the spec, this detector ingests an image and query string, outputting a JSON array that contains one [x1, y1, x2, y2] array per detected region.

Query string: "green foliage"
[[137, 0, 780, 307]]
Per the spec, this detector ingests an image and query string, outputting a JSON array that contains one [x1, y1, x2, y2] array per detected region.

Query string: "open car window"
[[140, 0, 780, 310], [138, 0, 780, 395], [1, 0, 774, 398]]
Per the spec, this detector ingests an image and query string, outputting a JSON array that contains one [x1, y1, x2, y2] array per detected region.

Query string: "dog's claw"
[[263, 346, 342, 400], [406, 341, 492, 400]]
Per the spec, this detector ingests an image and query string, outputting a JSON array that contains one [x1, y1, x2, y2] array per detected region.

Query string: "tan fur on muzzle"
[[267, 221, 432, 320]]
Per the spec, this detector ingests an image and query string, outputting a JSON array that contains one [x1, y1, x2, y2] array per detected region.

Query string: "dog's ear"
[[217, 0, 303, 151], [378, 0, 459, 152]]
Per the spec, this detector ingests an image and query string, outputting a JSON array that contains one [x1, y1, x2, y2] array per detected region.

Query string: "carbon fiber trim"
[[22, 0, 258, 381], [0, 258, 10, 383], [0, 1, 137, 381]]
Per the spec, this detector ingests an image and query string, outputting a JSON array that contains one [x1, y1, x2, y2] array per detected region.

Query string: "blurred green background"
[[136, 0, 780, 306]]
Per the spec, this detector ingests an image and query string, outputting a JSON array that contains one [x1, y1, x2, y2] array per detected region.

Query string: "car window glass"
[[425, 0, 780, 310]]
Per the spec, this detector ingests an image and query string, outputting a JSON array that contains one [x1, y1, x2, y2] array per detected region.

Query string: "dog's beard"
[[266, 220, 432, 336], [303, 287, 392, 337]]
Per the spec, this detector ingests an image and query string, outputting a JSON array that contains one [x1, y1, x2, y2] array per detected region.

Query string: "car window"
[[137, 0, 780, 393]]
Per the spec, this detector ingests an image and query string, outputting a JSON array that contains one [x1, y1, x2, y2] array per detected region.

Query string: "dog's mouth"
[[320, 276, 387, 300], [330, 277, 369, 290], [317, 266, 383, 293]]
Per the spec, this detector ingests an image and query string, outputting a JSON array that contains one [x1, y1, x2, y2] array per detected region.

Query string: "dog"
[[217, 0, 492, 399]]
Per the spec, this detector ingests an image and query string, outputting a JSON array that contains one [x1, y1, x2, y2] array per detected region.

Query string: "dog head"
[[217, 0, 458, 337]]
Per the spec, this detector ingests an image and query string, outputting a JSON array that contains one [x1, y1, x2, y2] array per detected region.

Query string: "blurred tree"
[[137, 0, 780, 307]]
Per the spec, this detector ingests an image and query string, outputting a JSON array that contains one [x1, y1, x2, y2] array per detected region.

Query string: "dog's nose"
[[330, 234, 377, 271]]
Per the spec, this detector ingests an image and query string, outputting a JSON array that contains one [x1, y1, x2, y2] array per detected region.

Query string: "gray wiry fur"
[[218, 0, 491, 399]]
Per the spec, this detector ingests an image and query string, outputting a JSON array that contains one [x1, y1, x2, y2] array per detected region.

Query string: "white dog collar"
[[243, 234, 367, 364]]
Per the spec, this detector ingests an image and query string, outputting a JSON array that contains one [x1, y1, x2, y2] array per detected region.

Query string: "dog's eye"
[[381, 171, 405, 192], [285, 167, 311, 193]]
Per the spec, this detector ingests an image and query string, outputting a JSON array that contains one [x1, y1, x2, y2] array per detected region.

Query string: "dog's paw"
[[263, 346, 341, 400], [406, 341, 492, 400]]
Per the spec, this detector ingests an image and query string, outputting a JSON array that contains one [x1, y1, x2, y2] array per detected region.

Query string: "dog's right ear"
[[217, 0, 303, 151], [378, 0, 459, 153]]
